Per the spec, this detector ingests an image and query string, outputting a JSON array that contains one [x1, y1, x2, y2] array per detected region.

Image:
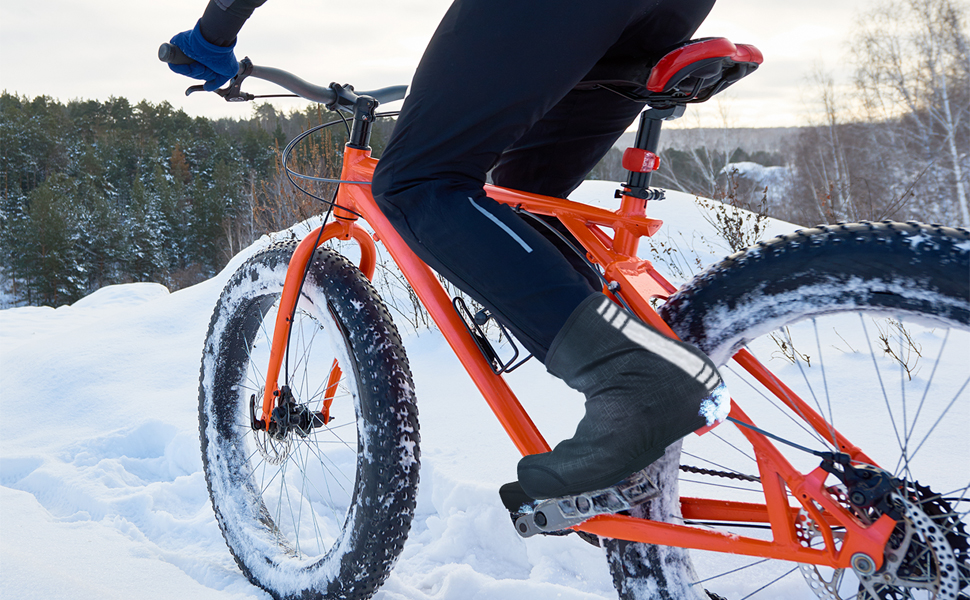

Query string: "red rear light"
[[622, 148, 661, 173]]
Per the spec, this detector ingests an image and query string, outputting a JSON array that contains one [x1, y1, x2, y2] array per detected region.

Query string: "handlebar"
[[158, 42, 407, 107]]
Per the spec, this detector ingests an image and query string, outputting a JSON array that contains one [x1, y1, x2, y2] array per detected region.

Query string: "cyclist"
[[168, 0, 726, 503]]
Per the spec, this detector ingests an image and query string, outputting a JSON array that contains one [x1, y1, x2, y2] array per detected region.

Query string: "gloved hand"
[[168, 20, 239, 91]]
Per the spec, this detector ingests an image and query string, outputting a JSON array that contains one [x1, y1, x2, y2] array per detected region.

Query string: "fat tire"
[[199, 241, 420, 600], [604, 221, 970, 599]]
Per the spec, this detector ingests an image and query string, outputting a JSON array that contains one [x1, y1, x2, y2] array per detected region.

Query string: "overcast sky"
[[1, 0, 875, 128]]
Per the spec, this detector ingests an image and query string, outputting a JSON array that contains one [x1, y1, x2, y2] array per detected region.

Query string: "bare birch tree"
[[795, 69, 857, 223], [852, 0, 970, 225]]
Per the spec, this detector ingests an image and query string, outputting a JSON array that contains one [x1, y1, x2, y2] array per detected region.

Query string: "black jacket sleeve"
[[199, 0, 268, 47]]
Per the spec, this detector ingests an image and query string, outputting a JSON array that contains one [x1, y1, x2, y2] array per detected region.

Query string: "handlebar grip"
[[158, 43, 195, 65]]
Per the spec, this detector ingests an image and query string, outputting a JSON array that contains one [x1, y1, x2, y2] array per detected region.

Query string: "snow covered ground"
[[2, 181, 966, 600]]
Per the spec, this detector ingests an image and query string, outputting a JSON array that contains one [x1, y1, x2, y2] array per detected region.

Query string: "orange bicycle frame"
[[259, 144, 895, 570]]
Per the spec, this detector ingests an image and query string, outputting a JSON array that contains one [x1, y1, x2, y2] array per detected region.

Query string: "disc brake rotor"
[[799, 485, 967, 600], [250, 389, 292, 466]]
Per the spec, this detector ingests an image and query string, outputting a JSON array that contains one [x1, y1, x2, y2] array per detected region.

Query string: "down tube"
[[337, 163, 550, 456]]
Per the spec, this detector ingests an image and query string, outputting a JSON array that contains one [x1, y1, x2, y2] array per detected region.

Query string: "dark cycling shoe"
[[517, 294, 728, 500]]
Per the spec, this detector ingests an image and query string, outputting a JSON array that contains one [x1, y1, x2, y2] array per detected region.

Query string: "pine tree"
[[19, 175, 83, 305]]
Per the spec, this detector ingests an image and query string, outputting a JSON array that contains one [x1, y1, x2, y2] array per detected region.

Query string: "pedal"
[[510, 470, 660, 538]]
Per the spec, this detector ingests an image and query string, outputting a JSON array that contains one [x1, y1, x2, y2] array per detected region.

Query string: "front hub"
[[251, 386, 327, 440]]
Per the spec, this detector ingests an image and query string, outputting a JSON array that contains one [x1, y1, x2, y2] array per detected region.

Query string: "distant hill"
[[615, 127, 800, 153]]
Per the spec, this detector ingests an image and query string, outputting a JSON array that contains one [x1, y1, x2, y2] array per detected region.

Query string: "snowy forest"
[[0, 94, 395, 307], [1, 0, 967, 308]]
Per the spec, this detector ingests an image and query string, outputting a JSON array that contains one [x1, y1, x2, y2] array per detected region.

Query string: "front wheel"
[[606, 222, 970, 600], [198, 242, 420, 600]]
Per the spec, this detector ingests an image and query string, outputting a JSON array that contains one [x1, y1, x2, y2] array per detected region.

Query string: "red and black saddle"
[[578, 37, 763, 108]]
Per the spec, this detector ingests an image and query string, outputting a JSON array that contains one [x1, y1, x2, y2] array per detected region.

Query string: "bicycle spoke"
[[259, 457, 287, 499], [897, 315, 908, 483], [276, 459, 291, 540], [296, 434, 354, 492], [282, 460, 307, 556], [320, 421, 356, 433], [293, 312, 322, 400], [859, 315, 905, 455], [298, 433, 355, 491], [296, 445, 327, 558], [897, 328, 950, 478], [691, 557, 772, 586], [245, 442, 262, 466], [258, 452, 269, 504], [710, 431, 757, 464], [737, 566, 800, 599], [293, 441, 330, 558], [725, 363, 828, 448], [908, 375, 969, 465], [300, 435, 353, 527], [318, 422, 359, 456], [250, 313, 273, 386], [812, 318, 839, 450], [293, 443, 309, 556], [783, 325, 837, 451], [934, 481, 970, 539]]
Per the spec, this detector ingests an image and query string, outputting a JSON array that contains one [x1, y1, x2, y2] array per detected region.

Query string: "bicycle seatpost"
[[622, 105, 685, 199]]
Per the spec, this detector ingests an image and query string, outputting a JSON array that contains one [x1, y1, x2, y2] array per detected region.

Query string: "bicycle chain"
[[680, 464, 761, 483], [683, 465, 758, 600]]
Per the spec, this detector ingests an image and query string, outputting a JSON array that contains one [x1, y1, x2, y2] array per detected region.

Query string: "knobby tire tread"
[[604, 221, 970, 600], [198, 241, 420, 600]]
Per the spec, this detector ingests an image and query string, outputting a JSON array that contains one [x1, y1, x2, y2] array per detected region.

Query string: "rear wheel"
[[606, 222, 970, 600], [199, 242, 419, 600]]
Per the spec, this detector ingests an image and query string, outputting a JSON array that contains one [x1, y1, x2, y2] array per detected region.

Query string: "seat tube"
[[615, 109, 668, 255], [628, 112, 664, 189]]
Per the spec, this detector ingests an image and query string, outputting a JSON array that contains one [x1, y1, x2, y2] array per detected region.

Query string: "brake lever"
[[218, 57, 256, 102], [184, 57, 256, 102]]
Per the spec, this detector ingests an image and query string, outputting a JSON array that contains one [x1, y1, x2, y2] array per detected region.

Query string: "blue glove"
[[169, 20, 239, 91]]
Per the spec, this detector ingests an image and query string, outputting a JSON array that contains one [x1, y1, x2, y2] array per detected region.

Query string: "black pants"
[[373, 0, 715, 362]]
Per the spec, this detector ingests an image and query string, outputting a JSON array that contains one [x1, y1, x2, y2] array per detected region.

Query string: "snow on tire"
[[198, 241, 420, 600], [605, 222, 970, 600]]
